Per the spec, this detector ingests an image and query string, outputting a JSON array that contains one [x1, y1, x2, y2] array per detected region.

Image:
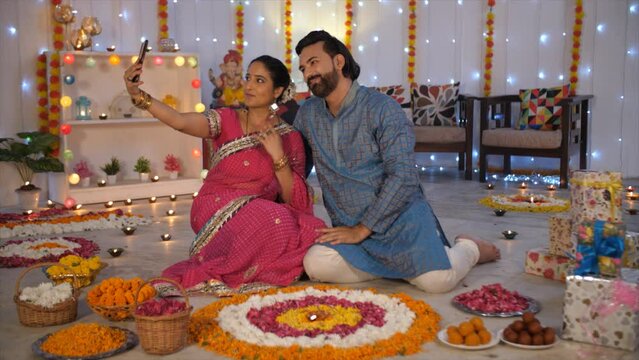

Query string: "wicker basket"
[[47, 262, 108, 289], [133, 277, 192, 355], [14, 262, 79, 327]]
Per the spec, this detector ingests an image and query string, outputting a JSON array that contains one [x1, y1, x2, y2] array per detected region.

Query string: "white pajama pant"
[[302, 239, 480, 293]]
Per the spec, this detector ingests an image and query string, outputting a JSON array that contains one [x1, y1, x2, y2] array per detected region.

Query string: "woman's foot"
[[455, 234, 501, 264]]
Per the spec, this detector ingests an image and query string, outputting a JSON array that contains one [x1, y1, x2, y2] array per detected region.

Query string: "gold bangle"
[[273, 155, 289, 171], [131, 90, 152, 110]]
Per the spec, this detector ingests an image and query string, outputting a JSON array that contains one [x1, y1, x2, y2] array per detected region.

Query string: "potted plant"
[[134, 156, 151, 182], [100, 157, 120, 185], [0, 131, 65, 209], [164, 154, 181, 180], [73, 160, 94, 187]]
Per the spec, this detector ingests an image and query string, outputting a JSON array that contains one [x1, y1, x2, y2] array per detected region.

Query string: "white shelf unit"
[[47, 51, 204, 204]]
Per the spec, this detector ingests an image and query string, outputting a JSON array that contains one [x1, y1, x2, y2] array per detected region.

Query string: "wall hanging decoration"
[[344, 0, 353, 51], [570, 0, 584, 96], [407, 0, 416, 86], [284, 0, 292, 72], [483, 0, 495, 97]]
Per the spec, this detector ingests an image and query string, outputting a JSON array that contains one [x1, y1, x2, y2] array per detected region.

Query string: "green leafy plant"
[[100, 157, 121, 175], [0, 131, 64, 190], [133, 156, 151, 174]]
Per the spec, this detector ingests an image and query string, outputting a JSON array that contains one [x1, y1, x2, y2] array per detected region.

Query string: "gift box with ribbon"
[[574, 220, 625, 277], [624, 232, 639, 270], [562, 272, 639, 351], [525, 247, 575, 282], [549, 214, 574, 257], [569, 171, 623, 225]]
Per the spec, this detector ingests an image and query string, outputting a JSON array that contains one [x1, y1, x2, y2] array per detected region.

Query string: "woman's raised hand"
[[123, 63, 144, 97], [254, 113, 285, 162]]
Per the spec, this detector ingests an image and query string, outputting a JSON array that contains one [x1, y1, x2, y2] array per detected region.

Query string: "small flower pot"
[[106, 175, 117, 185], [139, 173, 150, 182], [169, 171, 179, 180], [16, 188, 41, 210], [80, 177, 91, 187]]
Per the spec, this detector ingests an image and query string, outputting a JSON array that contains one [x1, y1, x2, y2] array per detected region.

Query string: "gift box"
[[561, 274, 639, 351], [549, 215, 574, 257], [524, 247, 575, 282], [570, 170, 623, 225], [574, 220, 625, 277], [624, 232, 639, 269]]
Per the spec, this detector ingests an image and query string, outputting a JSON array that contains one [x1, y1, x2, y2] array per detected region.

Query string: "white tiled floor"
[[1, 171, 637, 360]]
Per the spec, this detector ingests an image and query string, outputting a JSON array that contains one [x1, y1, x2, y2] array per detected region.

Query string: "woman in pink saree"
[[124, 55, 325, 296]]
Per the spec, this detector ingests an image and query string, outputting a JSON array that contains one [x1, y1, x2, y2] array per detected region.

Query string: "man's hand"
[[315, 224, 372, 245]]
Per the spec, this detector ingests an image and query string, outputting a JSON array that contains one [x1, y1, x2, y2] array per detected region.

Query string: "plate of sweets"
[[452, 283, 540, 317], [437, 316, 499, 350], [498, 312, 558, 349]]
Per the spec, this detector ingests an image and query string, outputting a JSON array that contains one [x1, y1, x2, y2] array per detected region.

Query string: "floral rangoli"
[[189, 285, 440, 359], [0, 236, 99, 267], [479, 193, 569, 213]]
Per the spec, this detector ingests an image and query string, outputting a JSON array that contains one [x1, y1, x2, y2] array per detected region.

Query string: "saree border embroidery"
[[209, 122, 295, 169], [189, 195, 255, 256], [188, 279, 277, 297], [204, 109, 221, 138]]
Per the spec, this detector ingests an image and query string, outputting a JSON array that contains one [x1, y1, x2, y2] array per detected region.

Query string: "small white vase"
[[139, 173, 150, 182], [107, 174, 117, 185], [81, 177, 91, 187], [169, 171, 179, 180], [16, 188, 41, 210]]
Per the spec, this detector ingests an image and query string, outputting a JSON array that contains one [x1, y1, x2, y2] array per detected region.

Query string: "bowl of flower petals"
[[452, 283, 540, 317]]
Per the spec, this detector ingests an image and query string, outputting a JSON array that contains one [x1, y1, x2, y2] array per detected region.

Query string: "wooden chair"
[[477, 94, 593, 188], [412, 94, 476, 180]]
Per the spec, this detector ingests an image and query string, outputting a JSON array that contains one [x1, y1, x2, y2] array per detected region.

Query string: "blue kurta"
[[294, 81, 451, 278]]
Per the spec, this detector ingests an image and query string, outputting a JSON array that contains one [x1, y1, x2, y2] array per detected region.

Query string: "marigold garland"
[[479, 194, 570, 213], [189, 285, 441, 360], [483, 0, 495, 97], [569, 0, 584, 96], [41, 323, 126, 357], [407, 0, 417, 86], [284, 0, 293, 72], [344, 0, 353, 51], [48, 52, 61, 139], [158, 0, 169, 40], [235, 4, 244, 56], [36, 54, 49, 132]]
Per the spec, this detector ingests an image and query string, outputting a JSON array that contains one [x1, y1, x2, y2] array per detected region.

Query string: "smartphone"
[[130, 39, 149, 83]]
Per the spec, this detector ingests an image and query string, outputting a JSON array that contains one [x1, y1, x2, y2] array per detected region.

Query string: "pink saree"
[[162, 107, 325, 296]]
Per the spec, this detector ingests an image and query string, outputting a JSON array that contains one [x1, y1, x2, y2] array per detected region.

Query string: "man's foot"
[[455, 234, 501, 264]]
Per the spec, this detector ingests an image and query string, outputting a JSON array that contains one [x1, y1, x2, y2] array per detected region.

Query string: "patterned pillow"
[[374, 85, 412, 120], [410, 82, 460, 126], [517, 85, 570, 130]]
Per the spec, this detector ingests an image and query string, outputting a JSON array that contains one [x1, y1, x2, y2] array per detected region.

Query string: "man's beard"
[[307, 67, 339, 98]]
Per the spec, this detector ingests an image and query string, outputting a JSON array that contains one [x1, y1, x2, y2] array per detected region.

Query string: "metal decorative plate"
[[32, 326, 138, 360], [451, 296, 541, 318]]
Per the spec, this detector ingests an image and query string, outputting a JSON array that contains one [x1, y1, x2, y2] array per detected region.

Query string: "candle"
[[192, 191, 199, 198], [529, 196, 536, 203], [99, 113, 108, 120], [47, 200, 55, 208], [148, 196, 157, 203], [122, 226, 136, 235], [161, 233, 172, 241], [170, 195, 177, 201], [486, 183, 495, 190], [627, 192, 638, 200], [124, 198, 133, 205], [107, 45, 116, 52], [494, 209, 506, 216], [546, 184, 556, 191], [107, 247, 124, 257], [502, 230, 518, 240], [166, 209, 175, 216], [74, 204, 82, 210], [151, 175, 160, 182], [97, 179, 107, 187], [519, 182, 528, 189], [626, 186, 635, 192], [104, 200, 114, 208], [23, 210, 33, 215]]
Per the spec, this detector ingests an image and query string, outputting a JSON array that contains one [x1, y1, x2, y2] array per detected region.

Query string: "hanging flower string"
[[36, 54, 49, 133], [235, 3, 244, 56], [569, 0, 584, 96], [48, 52, 61, 140], [51, 0, 65, 51], [483, 0, 495, 97], [284, 0, 292, 72], [407, 0, 417, 86], [344, 0, 353, 51], [158, 0, 168, 40]]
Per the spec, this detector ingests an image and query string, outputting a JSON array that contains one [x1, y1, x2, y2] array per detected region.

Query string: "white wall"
[[1, 0, 637, 206]]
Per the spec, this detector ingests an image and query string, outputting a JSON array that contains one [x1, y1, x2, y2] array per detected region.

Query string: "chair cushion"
[[413, 126, 466, 144], [517, 85, 569, 130], [374, 85, 412, 119], [410, 82, 460, 126], [482, 128, 562, 149]]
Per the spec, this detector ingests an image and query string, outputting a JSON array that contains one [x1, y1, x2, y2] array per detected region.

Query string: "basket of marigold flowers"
[[14, 262, 79, 327], [133, 277, 192, 354], [87, 277, 155, 321]]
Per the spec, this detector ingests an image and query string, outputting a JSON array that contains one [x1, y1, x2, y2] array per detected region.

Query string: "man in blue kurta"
[[294, 31, 500, 293]]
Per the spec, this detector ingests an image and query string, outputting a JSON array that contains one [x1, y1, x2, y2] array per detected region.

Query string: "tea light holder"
[[122, 226, 137, 235], [23, 210, 33, 215], [107, 247, 124, 257], [104, 200, 114, 208], [107, 45, 116, 52], [73, 204, 83, 210], [627, 192, 638, 201], [47, 200, 55, 208], [148, 196, 157, 203], [97, 179, 107, 187], [161, 233, 172, 241], [99, 113, 108, 120], [169, 194, 177, 201], [192, 192, 199, 198], [166, 209, 175, 216], [546, 184, 556, 191], [502, 230, 518, 240], [519, 182, 528, 190], [486, 183, 495, 190], [308, 314, 318, 321], [124, 198, 133, 205], [151, 175, 160, 182], [626, 186, 635, 193], [494, 209, 506, 217]]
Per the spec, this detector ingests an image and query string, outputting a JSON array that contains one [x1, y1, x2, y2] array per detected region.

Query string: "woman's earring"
[[269, 103, 279, 114]]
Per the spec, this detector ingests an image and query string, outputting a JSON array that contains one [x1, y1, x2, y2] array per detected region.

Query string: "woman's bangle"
[[131, 90, 152, 110], [273, 155, 289, 171]]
